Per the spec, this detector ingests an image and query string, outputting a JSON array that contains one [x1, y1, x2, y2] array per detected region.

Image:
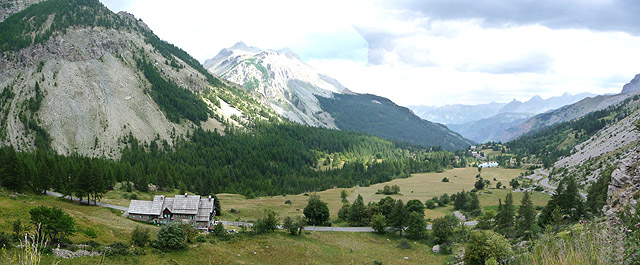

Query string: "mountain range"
[[205, 43, 472, 150], [411, 93, 596, 143]]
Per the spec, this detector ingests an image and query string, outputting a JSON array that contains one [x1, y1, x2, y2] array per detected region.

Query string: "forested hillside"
[[507, 94, 640, 166], [0, 0, 278, 157], [317, 93, 473, 150], [0, 122, 464, 199]]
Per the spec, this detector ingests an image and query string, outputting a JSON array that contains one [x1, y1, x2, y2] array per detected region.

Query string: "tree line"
[[0, 122, 463, 200]]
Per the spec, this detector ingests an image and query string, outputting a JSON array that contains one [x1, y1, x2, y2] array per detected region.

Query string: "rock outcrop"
[[606, 149, 640, 214], [0, 0, 44, 22], [622, 74, 640, 94]]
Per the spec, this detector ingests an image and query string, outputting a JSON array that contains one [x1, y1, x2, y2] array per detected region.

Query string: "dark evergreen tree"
[[406, 199, 425, 215], [389, 199, 408, 236], [303, 195, 330, 226], [406, 211, 427, 239], [348, 194, 367, 226], [516, 192, 536, 239], [496, 192, 515, 231]]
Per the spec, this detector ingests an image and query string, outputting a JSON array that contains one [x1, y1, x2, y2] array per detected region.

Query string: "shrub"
[[196, 235, 207, 243], [84, 228, 97, 239], [254, 210, 279, 234], [29, 206, 75, 243], [425, 200, 436, 209], [441, 177, 449, 182], [230, 208, 238, 213], [212, 222, 226, 237], [370, 213, 386, 234], [107, 241, 130, 256], [284, 200, 292, 205], [156, 223, 186, 251], [0, 232, 12, 249], [304, 195, 330, 226], [282, 216, 306, 235], [131, 226, 150, 247], [397, 238, 412, 249], [130, 193, 138, 200], [464, 230, 512, 265]]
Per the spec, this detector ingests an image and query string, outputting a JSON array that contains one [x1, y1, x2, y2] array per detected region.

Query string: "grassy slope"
[[39, 232, 445, 265], [97, 167, 549, 222], [216, 167, 549, 221], [0, 192, 445, 265]]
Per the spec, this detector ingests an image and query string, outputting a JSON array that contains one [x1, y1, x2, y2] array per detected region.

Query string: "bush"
[[425, 200, 436, 209], [464, 230, 512, 265], [303, 195, 330, 226], [254, 210, 279, 234], [282, 216, 306, 235], [442, 177, 449, 182], [107, 241, 130, 256], [84, 228, 97, 239], [196, 235, 207, 242], [212, 222, 226, 237], [370, 213, 386, 234], [131, 226, 150, 247], [0, 232, 12, 249], [29, 206, 75, 243], [230, 208, 238, 213], [397, 238, 412, 249], [284, 200, 292, 205], [156, 223, 186, 251]]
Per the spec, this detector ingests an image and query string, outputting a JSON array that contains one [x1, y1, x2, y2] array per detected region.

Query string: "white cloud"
[[101, 0, 640, 107]]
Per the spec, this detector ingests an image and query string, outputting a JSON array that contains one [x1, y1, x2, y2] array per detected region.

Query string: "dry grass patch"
[[219, 167, 529, 222]]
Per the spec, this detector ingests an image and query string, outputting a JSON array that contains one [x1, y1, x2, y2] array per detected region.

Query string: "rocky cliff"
[[0, 0, 43, 22], [0, 0, 275, 157]]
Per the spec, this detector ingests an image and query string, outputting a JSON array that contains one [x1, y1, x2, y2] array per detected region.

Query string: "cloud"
[[388, 0, 640, 35], [99, 0, 640, 107], [459, 52, 554, 74]]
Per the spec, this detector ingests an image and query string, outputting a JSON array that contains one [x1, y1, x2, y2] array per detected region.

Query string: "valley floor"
[[0, 167, 550, 264]]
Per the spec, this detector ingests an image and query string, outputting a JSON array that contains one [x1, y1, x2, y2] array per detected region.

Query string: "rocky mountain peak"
[[622, 74, 640, 94], [117, 11, 150, 31]]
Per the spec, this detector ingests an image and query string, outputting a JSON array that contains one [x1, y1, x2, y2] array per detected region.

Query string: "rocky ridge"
[[205, 42, 350, 128], [0, 1, 274, 157], [0, 0, 43, 22]]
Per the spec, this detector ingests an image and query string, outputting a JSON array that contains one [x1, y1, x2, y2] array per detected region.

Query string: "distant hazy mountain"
[[205, 43, 473, 150], [498, 93, 597, 114], [409, 102, 506, 125], [502, 78, 640, 142], [412, 93, 596, 143], [447, 112, 535, 144], [411, 93, 594, 126]]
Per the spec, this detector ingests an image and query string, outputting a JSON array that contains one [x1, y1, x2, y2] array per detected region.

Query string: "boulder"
[[432, 245, 440, 253]]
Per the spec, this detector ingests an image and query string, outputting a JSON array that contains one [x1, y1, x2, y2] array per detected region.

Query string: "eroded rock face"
[[0, 0, 44, 23], [606, 149, 640, 215], [622, 74, 640, 94]]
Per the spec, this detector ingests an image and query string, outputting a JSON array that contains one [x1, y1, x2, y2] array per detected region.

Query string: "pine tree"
[[406, 211, 427, 239], [496, 192, 515, 231], [389, 199, 408, 236], [454, 191, 467, 210], [348, 194, 367, 226], [516, 192, 536, 239], [560, 175, 585, 221], [370, 213, 386, 234]]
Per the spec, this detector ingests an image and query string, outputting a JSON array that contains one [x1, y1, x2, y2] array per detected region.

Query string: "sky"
[[101, 0, 640, 107]]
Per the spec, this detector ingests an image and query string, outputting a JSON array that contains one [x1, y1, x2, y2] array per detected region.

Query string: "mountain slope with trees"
[[206, 43, 473, 150], [0, 0, 277, 158]]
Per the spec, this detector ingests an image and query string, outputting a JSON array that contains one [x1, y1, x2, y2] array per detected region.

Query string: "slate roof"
[[127, 194, 215, 222], [128, 200, 155, 215], [197, 197, 215, 222], [171, 195, 200, 215]]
